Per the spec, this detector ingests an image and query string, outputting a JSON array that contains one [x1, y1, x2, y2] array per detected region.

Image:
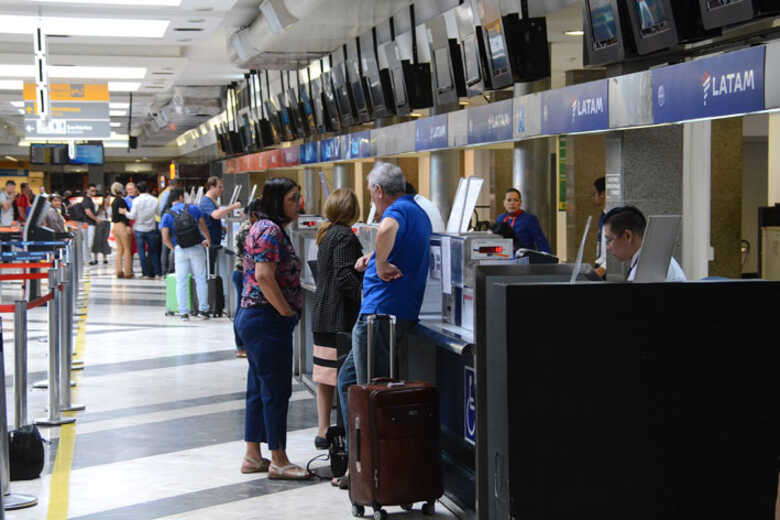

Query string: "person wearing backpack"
[[160, 188, 211, 320]]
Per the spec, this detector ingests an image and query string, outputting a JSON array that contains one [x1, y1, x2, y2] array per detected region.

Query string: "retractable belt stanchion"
[[60, 262, 83, 413], [0, 320, 38, 510], [66, 245, 84, 370], [34, 266, 75, 427], [13, 301, 27, 429]]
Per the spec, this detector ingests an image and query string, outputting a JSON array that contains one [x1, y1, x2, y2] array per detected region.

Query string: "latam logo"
[[570, 96, 605, 123], [701, 69, 756, 107]]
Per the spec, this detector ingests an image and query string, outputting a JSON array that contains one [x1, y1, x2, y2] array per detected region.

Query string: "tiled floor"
[[1, 260, 455, 519]]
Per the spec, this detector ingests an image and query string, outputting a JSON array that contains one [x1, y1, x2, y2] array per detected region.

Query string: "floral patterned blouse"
[[241, 219, 302, 312]]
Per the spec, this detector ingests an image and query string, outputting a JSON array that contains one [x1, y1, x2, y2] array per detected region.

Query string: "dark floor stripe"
[[68, 399, 316, 470], [68, 474, 323, 520], [90, 297, 165, 306]]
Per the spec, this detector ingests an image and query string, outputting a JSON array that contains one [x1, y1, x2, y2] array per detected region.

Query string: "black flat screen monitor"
[[390, 65, 410, 115], [275, 94, 295, 141], [308, 75, 326, 134], [298, 82, 317, 136], [583, 0, 626, 66], [433, 46, 458, 106], [287, 87, 306, 138], [321, 70, 341, 132], [697, 0, 774, 30], [502, 15, 551, 82], [263, 99, 284, 142], [624, 0, 679, 55], [23, 194, 56, 247], [332, 62, 355, 128], [69, 143, 104, 165], [30, 143, 68, 165], [482, 18, 513, 89], [462, 34, 482, 86]]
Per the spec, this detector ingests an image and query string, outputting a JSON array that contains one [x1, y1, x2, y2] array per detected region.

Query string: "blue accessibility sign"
[[464, 366, 476, 446]]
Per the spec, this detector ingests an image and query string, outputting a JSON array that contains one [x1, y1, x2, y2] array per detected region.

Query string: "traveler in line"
[[124, 182, 138, 209], [123, 181, 162, 279], [235, 177, 307, 480], [603, 205, 687, 281], [0, 180, 17, 227], [335, 162, 432, 488], [111, 183, 134, 278], [232, 199, 261, 359], [593, 176, 607, 279], [311, 188, 362, 451], [15, 182, 33, 224], [158, 178, 184, 275], [92, 191, 112, 265], [495, 188, 551, 253], [200, 176, 242, 276], [82, 184, 101, 265], [161, 188, 211, 320], [43, 193, 67, 233]]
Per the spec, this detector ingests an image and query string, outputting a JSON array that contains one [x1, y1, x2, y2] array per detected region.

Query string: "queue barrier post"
[[34, 266, 75, 427], [60, 263, 83, 413], [12, 301, 27, 430], [0, 318, 38, 510]]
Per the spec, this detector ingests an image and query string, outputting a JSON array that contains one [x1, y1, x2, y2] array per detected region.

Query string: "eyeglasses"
[[287, 192, 300, 202]]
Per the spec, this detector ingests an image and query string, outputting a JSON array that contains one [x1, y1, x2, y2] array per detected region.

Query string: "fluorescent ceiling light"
[[108, 82, 141, 92], [10, 101, 23, 107], [0, 15, 169, 39], [110, 110, 127, 116], [4, 155, 17, 162], [0, 65, 146, 80], [31, 0, 181, 5], [564, 30, 584, 36], [16, 108, 24, 114], [110, 122, 122, 127], [0, 80, 23, 90], [109, 102, 129, 109]]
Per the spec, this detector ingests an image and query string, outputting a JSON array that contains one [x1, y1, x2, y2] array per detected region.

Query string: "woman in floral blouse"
[[235, 177, 307, 480], [232, 198, 261, 358]]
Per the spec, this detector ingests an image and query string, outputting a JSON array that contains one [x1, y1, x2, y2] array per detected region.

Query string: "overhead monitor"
[[381, 40, 410, 115], [462, 34, 482, 86], [332, 61, 356, 128], [360, 32, 391, 118], [321, 69, 342, 132], [69, 143, 104, 165], [624, 0, 679, 55], [297, 81, 316, 136], [275, 93, 295, 141], [698, 0, 778, 29], [502, 15, 551, 82], [583, 0, 626, 66], [482, 18, 513, 89], [287, 86, 306, 138], [308, 73, 327, 134]]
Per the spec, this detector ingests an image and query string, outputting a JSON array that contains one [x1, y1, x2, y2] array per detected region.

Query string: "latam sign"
[[653, 46, 765, 124], [541, 79, 609, 135]]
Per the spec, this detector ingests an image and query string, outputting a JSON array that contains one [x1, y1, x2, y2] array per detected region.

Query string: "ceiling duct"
[[139, 86, 224, 147]]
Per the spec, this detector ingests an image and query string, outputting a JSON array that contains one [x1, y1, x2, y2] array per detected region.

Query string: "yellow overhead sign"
[[23, 83, 110, 102]]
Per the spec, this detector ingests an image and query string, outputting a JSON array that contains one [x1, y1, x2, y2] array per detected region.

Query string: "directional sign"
[[23, 83, 110, 139]]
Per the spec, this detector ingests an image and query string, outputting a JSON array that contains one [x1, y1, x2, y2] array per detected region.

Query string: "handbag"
[[9, 424, 45, 480]]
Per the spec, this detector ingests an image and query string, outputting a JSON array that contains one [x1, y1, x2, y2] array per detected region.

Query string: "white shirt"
[[627, 249, 687, 282], [0, 191, 13, 226], [127, 193, 159, 232], [414, 194, 445, 233]]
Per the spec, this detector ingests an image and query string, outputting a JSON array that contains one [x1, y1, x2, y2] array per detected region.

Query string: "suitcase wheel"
[[400, 504, 413, 511], [372, 509, 387, 520], [351, 504, 364, 518], [422, 502, 435, 516]]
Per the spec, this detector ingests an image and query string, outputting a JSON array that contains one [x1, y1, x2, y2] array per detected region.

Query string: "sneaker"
[[193, 312, 210, 321], [180, 314, 190, 321]]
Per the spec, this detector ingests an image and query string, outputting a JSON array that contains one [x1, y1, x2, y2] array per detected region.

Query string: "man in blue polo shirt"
[[161, 188, 211, 320], [334, 162, 432, 487], [199, 176, 241, 276]]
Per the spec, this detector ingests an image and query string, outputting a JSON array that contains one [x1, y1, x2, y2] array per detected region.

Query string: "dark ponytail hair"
[[257, 177, 298, 225]]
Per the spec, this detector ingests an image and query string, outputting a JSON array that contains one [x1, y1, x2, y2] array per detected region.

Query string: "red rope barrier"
[[27, 292, 54, 310], [0, 304, 12, 313], [0, 262, 53, 269], [0, 273, 49, 281]]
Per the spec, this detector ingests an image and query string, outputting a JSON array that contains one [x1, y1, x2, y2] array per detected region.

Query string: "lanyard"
[[503, 211, 524, 228]]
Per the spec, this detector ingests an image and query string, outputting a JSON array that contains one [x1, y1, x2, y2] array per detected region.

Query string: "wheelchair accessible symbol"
[[464, 366, 476, 446]]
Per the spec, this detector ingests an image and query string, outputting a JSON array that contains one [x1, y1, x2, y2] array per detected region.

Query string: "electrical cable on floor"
[[306, 452, 331, 480]]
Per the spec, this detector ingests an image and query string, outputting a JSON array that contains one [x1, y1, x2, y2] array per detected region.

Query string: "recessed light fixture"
[[109, 102, 129, 109], [0, 15, 169, 39], [188, 19, 206, 24], [564, 30, 584, 36], [4, 155, 18, 162], [110, 110, 127, 116], [108, 82, 142, 92], [0, 80, 24, 90], [0, 65, 146, 80], [110, 122, 122, 127], [16, 108, 24, 114], [10, 101, 23, 108], [31, 0, 181, 5]]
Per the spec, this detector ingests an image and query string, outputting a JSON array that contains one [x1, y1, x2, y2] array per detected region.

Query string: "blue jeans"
[[236, 305, 299, 450], [135, 229, 161, 277], [337, 314, 415, 450], [232, 269, 244, 349], [174, 245, 208, 315]]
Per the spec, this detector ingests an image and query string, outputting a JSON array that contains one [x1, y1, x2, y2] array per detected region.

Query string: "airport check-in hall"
[[0, 0, 778, 519]]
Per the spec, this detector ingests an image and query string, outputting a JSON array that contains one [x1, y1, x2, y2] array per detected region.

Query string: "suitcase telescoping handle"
[[365, 314, 397, 382]]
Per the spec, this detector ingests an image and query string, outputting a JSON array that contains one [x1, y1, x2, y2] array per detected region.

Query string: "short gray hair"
[[367, 162, 405, 196]]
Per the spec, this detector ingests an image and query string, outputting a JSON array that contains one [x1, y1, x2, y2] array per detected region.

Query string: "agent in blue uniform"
[[495, 188, 551, 253]]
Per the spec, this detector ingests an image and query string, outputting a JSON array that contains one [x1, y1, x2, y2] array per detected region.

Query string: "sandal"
[[268, 463, 310, 481], [240, 456, 271, 474], [331, 474, 349, 489]]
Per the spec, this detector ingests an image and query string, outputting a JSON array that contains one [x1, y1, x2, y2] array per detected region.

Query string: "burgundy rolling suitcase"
[[347, 315, 443, 520]]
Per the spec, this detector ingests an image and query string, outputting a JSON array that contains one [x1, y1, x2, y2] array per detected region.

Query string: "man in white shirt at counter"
[[603, 205, 686, 282], [122, 181, 162, 279]]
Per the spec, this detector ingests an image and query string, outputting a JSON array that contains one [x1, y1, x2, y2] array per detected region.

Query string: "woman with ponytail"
[[311, 188, 363, 453]]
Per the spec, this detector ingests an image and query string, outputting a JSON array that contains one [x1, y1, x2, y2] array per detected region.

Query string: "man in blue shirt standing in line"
[[495, 188, 551, 253], [199, 176, 242, 275], [335, 162, 432, 488]]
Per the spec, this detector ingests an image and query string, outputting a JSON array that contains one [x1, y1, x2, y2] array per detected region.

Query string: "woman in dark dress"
[[310, 188, 363, 450]]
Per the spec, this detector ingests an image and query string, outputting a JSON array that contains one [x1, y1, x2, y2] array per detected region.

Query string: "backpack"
[[168, 205, 202, 248], [9, 425, 44, 480], [68, 200, 86, 222]]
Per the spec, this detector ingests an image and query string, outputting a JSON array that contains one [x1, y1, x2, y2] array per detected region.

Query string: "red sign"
[[266, 149, 281, 169], [281, 146, 300, 167]]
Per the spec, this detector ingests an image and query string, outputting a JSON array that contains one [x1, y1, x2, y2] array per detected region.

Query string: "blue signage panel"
[[415, 114, 448, 151], [300, 142, 318, 164], [467, 100, 513, 145], [541, 79, 609, 135], [347, 130, 371, 159], [319, 137, 342, 163], [70, 143, 104, 165], [653, 46, 765, 124], [464, 366, 476, 446]]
